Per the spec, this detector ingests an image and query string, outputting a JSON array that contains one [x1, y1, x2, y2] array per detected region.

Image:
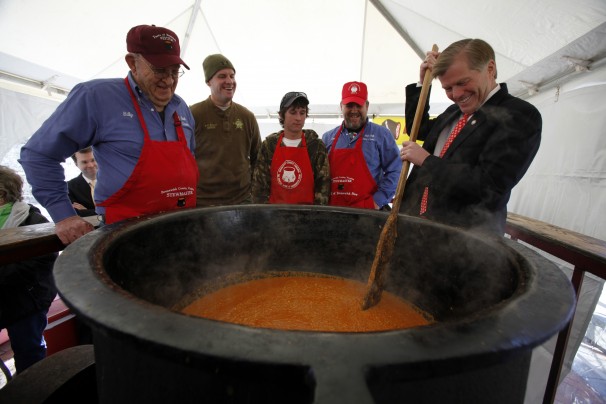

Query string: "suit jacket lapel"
[[440, 84, 508, 157], [442, 112, 483, 157], [426, 84, 509, 156], [424, 107, 461, 153]]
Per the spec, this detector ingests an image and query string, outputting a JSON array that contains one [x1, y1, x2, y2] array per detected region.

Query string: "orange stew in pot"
[[182, 276, 432, 332]]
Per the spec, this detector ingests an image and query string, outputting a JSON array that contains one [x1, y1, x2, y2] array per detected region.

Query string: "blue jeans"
[[6, 309, 48, 373]]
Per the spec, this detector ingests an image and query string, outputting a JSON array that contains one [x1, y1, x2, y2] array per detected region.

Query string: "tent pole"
[[368, 0, 425, 59], [181, 0, 203, 58], [359, 0, 368, 81]]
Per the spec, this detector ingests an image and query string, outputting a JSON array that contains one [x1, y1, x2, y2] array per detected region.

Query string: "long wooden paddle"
[[361, 44, 438, 310]]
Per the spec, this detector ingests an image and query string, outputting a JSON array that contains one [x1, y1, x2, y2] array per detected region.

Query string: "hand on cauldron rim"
[[55, 215, 94, 245]]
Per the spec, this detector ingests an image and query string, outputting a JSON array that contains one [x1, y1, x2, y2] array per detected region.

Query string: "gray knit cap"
[[203, 54, 235, 82]]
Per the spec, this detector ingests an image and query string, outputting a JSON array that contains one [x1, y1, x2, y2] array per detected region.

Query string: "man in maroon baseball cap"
[[20, 24, 198, 245]]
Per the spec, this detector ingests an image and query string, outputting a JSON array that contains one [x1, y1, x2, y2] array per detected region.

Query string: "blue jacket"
[[19, 73, 195, 222]]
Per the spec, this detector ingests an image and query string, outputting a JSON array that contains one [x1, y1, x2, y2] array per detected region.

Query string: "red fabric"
[[98, 78, 199, 224], [420, 113, 471, 215], [328, 125, 378, 209], [269, 133, 315, 204], [44, 297, 78, 356]]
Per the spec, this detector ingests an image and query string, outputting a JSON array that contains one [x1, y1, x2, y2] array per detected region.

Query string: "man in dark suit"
[[399, 38, 541, 235], [67, 147, 97, 217]]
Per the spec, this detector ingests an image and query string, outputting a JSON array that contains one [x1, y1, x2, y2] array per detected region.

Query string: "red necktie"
[[419, 113, 471, 215]]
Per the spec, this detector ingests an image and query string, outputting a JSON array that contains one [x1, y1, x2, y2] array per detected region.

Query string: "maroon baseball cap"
[[126, 25, 190, 70], [341, 81, 368, 106]]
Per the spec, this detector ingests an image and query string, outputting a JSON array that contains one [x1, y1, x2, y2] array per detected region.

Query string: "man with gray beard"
[[322, 81, 401, 210]]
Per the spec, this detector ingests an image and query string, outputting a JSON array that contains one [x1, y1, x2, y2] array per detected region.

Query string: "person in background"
[[0, 165, 57, 373], [190, 54, 261, 207], [67, 147, 97, 217], [398, 38, 541, 235], [322, 81, 401, 210], [252, 92, 330, 205], [20, 24, 198, 245]]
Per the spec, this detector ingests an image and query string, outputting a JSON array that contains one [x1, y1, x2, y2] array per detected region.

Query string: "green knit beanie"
[[203, 54, 235, 82]]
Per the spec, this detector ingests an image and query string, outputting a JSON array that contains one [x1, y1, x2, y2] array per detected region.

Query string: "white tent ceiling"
[[0, 0, 424, 117], [2, 0, 604, 117]]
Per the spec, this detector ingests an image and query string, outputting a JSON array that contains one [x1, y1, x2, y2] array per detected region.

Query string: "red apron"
[[328, 124, 378, 209], [269, 132, 314, 204], [98, 78, 199, 224]]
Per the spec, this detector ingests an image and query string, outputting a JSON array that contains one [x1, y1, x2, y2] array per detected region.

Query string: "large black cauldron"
[[54, 205, 575, 403]]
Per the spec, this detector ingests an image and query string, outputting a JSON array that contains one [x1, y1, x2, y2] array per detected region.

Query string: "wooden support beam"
[[0, 216, 99, 265]]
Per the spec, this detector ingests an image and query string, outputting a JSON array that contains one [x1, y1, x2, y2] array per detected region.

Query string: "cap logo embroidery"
[[349, 84, 359, 94], [152, 33, 176, 43]]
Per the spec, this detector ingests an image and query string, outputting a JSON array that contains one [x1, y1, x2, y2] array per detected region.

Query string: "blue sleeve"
[[373, 127, 402, 207], [189, 111, 196, 157], [179, 104, 196, 157], [322, 128, 337, 152], [19, 83, 99, 222]]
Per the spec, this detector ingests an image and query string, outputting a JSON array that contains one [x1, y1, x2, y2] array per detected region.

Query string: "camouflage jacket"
[[252, 129, 330, 205]]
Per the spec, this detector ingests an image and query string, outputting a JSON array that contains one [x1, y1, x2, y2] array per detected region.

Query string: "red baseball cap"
[[341, 81, 368, 105], [126, 25, 190, 70]]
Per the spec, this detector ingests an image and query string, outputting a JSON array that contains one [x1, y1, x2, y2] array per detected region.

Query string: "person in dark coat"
[[399, 38, 541, 235], [0, 165, 57, 373], [67, 147, 97, 217]]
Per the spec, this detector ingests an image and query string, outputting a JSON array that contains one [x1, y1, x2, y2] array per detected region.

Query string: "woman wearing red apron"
[[98, 78, 199, 224], [252, 92, 330, 205]]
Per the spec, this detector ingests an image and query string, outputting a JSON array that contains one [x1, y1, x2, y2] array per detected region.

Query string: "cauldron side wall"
[[92, 330, 316, 404], [52, 205, 575, 404], [366, 352, 531, 404]]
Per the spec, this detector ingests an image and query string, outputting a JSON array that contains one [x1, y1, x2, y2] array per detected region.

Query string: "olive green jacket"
[[190, 97, 261, 206]]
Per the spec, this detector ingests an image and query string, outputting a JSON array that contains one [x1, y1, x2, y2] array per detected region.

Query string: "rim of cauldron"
[[54, 205, 575, 371]]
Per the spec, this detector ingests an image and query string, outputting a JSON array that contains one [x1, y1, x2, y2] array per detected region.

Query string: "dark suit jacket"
[[400, 83, 542, 235], [67, 173, 97, 217]]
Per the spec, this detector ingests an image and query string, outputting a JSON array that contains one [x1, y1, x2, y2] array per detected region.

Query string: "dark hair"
[[0, 165, 24, 203], [278, 98, 309, 127], [71, 146, 93, 164], [433, 38, 498, 79]]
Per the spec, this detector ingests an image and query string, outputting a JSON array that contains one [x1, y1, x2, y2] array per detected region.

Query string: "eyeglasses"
[[138, 56, 184, 80]]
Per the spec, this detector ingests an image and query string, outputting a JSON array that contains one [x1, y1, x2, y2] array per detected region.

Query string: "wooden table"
[[505, 212, 606, 404], [506, 212, 606, 276], [0, 216, 99, 265]]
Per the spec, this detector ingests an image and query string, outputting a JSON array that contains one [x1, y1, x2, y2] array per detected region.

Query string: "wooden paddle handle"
[[390, 44, 438, 213]]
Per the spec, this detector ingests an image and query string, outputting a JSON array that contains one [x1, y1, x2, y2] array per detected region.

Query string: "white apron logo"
[[277, 160, 302, 189], [161, 186, 195, 198]]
